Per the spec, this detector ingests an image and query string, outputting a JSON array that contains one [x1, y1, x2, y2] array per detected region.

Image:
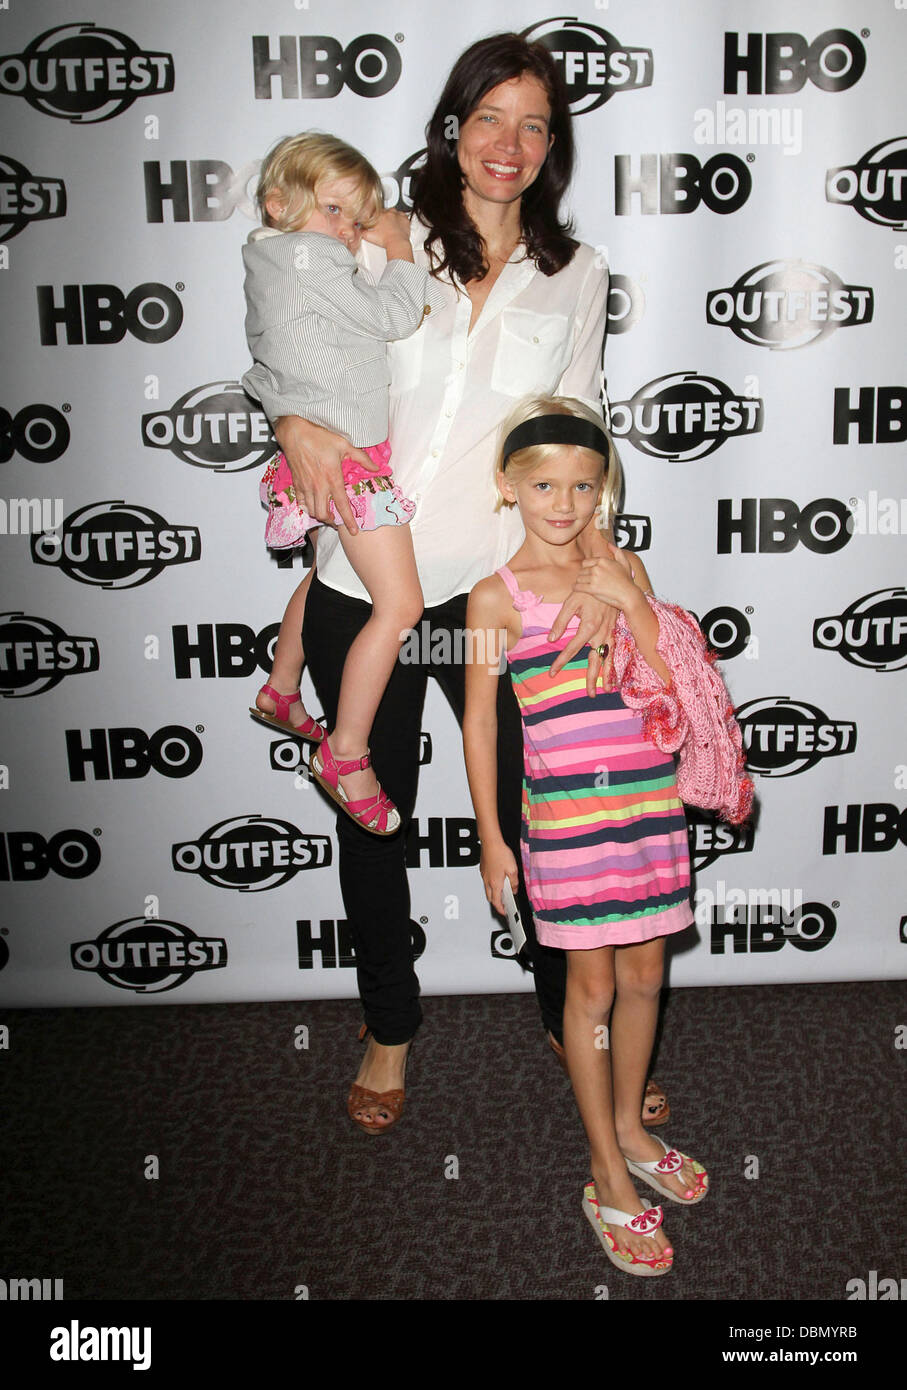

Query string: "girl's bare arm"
[[463, 578, 519, 913]]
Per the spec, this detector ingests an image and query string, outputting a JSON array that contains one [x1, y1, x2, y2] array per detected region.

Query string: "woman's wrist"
[[384, 236, 415, 262], [620, 583, 649, 622], [273, 414, 315, 448], [576, 522, 612, 559]]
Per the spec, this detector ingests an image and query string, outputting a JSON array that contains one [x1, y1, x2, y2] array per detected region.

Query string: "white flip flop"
[[623, 1134, 709, 1205], [582, 1182, 672, 1277]]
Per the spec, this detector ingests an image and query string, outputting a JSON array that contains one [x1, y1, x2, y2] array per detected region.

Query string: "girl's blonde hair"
[[256, 131, 385, 232], [495, 395, 623, 541]]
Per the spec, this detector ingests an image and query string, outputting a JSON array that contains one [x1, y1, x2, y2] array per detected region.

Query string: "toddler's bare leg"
[[325, 523, 423, 808], [255, 540, 318, 728]]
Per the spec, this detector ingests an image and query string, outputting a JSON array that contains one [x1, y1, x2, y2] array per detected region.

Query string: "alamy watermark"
[[398, 621, 505, 673], [693, 101, 803, 157], [847, 491, 907, 535], [694, 880, 804, 927], [0, 1275, 64, 1300], [0, 497, 62, 534]]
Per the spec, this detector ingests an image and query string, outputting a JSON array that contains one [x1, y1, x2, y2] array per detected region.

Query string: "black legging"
[[302, 573, 568, 1044]]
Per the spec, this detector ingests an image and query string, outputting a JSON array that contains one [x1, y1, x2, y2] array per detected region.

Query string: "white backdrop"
[[1, 0, 905, 1006]]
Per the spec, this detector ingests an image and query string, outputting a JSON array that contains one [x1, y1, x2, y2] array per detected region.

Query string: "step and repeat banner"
[[1, 0, 904, 1006]]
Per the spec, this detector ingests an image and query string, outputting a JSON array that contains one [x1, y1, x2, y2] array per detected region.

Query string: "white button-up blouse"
[[316, 219, 609, 608]]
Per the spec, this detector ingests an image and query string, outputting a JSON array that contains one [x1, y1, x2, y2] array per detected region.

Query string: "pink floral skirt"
[[259, 439, 416, 549]]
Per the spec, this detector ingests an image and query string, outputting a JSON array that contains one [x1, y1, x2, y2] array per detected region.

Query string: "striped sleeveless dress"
[[498, 565, 693, 950]]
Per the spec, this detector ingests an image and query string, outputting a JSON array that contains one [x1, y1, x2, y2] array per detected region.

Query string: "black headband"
[[501, 414, 610, 464]]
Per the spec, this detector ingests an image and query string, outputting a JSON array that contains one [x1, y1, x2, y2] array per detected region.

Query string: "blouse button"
[[423, 304, 431, 315], [533, 335, 539, 344]]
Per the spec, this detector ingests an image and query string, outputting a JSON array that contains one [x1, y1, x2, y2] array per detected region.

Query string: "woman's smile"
[[481, 160, 523, 180]]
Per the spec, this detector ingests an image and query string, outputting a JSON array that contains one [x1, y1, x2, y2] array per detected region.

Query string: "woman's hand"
[[548, 547, 643, 696], [547, 591, 617, 696], [480, 838, 520, 916], [575, 546, 670, 687], [271, 416, 377, 535], [573, 543, 639, 610]]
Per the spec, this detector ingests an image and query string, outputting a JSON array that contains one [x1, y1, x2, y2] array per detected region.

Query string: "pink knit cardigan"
[[612, 595, 754, 825]]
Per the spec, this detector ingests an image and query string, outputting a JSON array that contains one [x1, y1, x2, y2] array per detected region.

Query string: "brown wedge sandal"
[[347, 1025, 411, 1136], [546, 1031, 671, 1128]]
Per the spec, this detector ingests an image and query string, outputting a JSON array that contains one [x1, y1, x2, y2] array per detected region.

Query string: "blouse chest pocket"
[[491, 308, 571, 397], [387, 324, 426, 397], [388, 277, 446, 396]]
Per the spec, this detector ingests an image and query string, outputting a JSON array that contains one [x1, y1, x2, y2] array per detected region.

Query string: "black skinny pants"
[[302, 574, 568, 1045]]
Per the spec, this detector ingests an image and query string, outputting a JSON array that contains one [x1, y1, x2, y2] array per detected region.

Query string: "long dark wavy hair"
[[410, 33, 577, 283]]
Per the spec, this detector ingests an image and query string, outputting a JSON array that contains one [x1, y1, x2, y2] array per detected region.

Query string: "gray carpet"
[[1, 981, 904, 1301]]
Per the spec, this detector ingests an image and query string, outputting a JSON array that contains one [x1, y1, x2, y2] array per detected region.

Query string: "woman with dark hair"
[[414, 32, 578, 280], [273, 32, 669, 1134]]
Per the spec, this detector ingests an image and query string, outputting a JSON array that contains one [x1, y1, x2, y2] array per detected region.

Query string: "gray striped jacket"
[[242, 228, 430, 446]]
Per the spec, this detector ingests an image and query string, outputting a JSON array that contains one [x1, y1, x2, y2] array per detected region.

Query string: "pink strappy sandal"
[[310, 735, 401, 836], [249, 685, 325, 743]]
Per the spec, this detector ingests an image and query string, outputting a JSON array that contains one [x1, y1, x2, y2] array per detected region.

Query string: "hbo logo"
[[37, 283, 183, 346], [65, 726, 203, 781], [0, 829, 100, 880], [717, 497, 852, 554], [0, 405, 69, 463]]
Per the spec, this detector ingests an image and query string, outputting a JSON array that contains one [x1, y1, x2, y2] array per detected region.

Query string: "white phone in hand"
[[501, 877, 527, 954]]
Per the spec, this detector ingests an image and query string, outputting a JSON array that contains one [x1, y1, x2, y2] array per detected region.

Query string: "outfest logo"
[[382, 149, 425, 212], [172, 816, 332, 891], [706, 260, 873, 349], [71, 918, 226, 993], [0, 24, 174, 123], [522, 18, 653, 111], [613, 512, 651, 552], [31, 502, 201, 588], [737, 697, 856, 777], [826, 137, 907, 232], [686, 807, 754, 873], [813, 588, 907, 672], [0, 612, 98, 698], [141, 383, 275, 472], [0, 154, 65, 242], [608, 372, 763, 460]]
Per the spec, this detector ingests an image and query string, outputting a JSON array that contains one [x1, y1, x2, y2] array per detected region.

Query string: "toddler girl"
[[243, 132, 429, 834]]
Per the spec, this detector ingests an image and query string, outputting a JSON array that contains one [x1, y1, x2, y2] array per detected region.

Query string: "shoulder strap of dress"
[[495, 565, 521, 604]]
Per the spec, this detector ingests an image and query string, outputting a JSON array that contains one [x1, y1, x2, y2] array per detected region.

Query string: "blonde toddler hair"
[[256, 131, 385, 232]]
